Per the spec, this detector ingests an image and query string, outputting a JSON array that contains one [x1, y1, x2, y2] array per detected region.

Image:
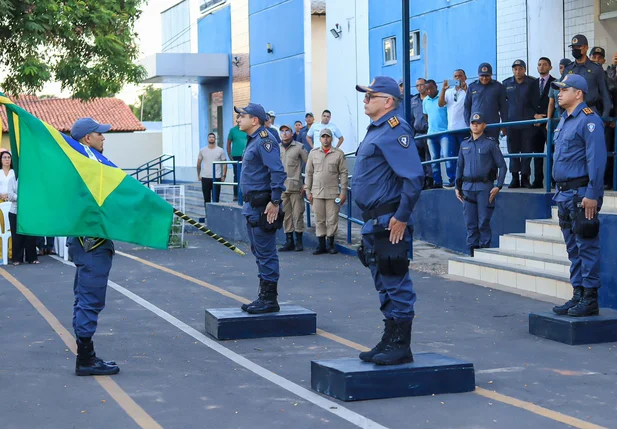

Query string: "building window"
[[383, 37, 397, 65], [410, 30, 421, 61], [200, 0, 226, 15], [600, 0, 617, 19]]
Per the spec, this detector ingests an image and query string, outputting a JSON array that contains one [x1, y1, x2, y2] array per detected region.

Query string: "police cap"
[[234, 103, 267, 122], [356, 76, 402, 100]]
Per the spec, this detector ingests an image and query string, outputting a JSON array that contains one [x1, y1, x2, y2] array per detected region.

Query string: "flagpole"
[[172, 209, 246, 256]]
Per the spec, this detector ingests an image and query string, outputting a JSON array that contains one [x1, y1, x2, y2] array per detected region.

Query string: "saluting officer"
[[278, 123, 308, 252], [464, 62, 509, 140], [69, 118, 119, 376], [353, 76, 425, 365], [563, 34, 612, 118], [455, 113, 507, 256], [550, 75, 606, 317], [234, 103, 287, 314]]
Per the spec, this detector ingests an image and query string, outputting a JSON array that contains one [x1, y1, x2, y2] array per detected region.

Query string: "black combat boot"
[[313, 236, 327, 255], [521, 175, 532, 189], [246, 281, 280, 314], [75, 337, 119, 376], [242, 279, 266, 311], [568, 288, 599, 317], [327, 236, 338, 254], [509, 173, 521, 189], [279, 233, 295, 252], [372, 319, 414, 365], [294, 232, 304, 251], [552, 286, 584, 315], [359, 319, 395, 363]]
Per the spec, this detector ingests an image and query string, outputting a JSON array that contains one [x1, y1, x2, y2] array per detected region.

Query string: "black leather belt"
[[462, 176, 490, 183], [362, 202, 400, 222], [556, 176, 589, 192], [244, 190, 271, 203]]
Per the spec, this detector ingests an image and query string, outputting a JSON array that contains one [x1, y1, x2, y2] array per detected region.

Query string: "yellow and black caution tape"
[[173, 209, 245, 256]]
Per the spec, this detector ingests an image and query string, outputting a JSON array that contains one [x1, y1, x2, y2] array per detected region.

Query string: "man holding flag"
[[68, 118, 119, 376]]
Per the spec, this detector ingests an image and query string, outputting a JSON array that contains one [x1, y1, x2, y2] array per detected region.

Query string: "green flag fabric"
[[0, 94, 173, 249]]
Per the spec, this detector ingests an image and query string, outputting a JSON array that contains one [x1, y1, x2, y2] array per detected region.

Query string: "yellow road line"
[[0, 268, 163, 429], [115, 251, 609, 429]]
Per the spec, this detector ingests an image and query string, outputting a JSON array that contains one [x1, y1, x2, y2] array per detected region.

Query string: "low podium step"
[[529, 309, 617, 345], [311, 353, 475, 401], [204, 305, 316, 340]]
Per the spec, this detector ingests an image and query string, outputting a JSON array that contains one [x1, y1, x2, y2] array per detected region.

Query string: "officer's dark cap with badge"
[[569, 34, 588, 47], [590, 46, 606, 58], [478, 63, 492, 77], [511, 59, 526, 70], [552, 74, 589, 94], [234, 103, 267, 122], [356, 76, 402, 100], [470, 112, 485, 124]]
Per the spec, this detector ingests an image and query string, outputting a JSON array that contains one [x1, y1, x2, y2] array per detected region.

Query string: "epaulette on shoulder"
[[582, 107, 594, 115], [387, 116, 400, 128], [259, 130, 269, 138], [463, 136, 472, 140], [486, 136, 496, 140]]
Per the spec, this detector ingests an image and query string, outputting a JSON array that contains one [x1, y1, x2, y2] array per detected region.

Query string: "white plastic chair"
[[0, 201, 11, 265], [54, 236, 69, 261]]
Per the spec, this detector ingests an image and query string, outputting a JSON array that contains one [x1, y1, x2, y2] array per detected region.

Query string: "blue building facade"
[[368, 0, 497, 87]]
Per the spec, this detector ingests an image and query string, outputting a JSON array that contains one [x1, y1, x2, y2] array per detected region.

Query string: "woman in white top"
[[7, 176, 39, 265], [0, 149, 15, 199]]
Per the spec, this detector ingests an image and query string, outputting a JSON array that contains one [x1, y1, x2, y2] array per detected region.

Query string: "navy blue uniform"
[[241, 126, 287, 283], [553, 103, 606, 289], [563, 59, 612, 117], [464, 80, 509, 139], [503, 75, 536, 177], [68, 238, 114, 338], [352, 113, 424, 321], [456, 135, 507, 249]]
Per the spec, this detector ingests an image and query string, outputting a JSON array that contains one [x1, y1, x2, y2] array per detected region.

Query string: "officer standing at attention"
[[464, 62, 509, 140], [550, 75, 606, 317], [562, 34, 612, 118], [353, 76, 424, 365], [455, 113, 507, 256], [69, 118, 119, 376], [234, 103, 287, 314], [278, 123, 308, 252]]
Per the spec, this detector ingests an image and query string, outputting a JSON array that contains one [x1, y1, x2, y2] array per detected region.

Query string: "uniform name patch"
[[263, 140, 273, 152], [259, 130, 269, 138], [388, 116, 400, 128], [398, 135, 410, 148], [582, 107, 594, 115], [587, 123, 596, 132]]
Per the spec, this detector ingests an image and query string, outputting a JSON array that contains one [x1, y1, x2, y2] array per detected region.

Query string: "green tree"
[[130, 85, 162, 122], [0, 0, 146, 99]]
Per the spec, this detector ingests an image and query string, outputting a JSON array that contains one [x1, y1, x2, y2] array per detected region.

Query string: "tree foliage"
[[0, 0, 147, 99], [130, 85, 162, 122]]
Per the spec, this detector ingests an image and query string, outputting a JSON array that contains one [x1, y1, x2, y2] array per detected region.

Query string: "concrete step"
[[525, 218, 562, 239], [448, 257, 572, 300], [473, 248, 569, 276], [499, 233, 567, 258]]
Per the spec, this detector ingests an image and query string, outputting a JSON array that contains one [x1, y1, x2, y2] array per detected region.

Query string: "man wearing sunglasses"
[[353, 76, 424, 365]]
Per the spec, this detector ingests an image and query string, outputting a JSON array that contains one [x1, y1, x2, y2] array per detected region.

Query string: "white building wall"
[[311, 15, 328, 119], [564, 0, 595, 57], [496, 0, 528, 83], [527, 0, 564, 75], [326, 0, 370, 153], [103, 132, 163, 169], [161, 0, 200, 181]]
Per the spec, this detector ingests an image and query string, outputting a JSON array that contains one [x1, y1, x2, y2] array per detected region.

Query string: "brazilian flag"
[[0, 93, 173, 249]]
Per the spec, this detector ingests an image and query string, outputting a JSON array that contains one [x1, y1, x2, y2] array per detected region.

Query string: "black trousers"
[[9, 212, 37, 263], [201, 178, 221, 203], [507, 127, 534, 175], [530, 126, 547, 185], [231, 155, 242, 197], [605, 124, 615, 188]]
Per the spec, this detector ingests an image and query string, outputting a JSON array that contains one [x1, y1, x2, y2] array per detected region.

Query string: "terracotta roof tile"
[[1, 95, 145, 134]]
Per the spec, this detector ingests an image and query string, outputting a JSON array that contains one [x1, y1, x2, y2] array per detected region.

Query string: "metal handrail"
[[128, 154, 176, 186], [212, 160, 243, 205]]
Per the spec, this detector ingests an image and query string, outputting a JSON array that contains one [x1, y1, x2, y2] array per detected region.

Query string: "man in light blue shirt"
[[423, 79, 452, 187]]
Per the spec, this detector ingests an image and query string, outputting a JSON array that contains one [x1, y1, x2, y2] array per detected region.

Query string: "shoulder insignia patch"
[[486, 136, 496, 141], [587, 123, 596, 132], [262, 140, 274, 152], [259, 130, 269, 138], [568, 70, 574, 74], [397, 135, 410, 148], [582, 107, 594, 115], [388, 116, 400, 128]]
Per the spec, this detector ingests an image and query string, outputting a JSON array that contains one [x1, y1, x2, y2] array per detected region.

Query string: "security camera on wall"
[[330, 23, 342, 39]]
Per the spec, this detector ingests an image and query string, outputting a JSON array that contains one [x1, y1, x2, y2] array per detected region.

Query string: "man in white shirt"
[[306, 110, 345, 149], [197, 133, 227, 205], [438, 69, 469, 174], [267, 110, 280, 140]]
